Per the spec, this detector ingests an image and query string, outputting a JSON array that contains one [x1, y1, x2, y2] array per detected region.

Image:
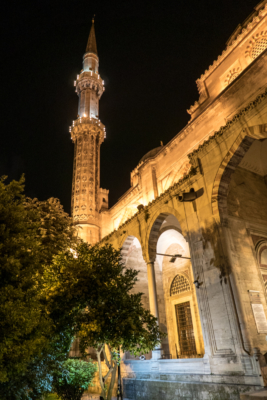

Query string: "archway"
[[147, 212, 204, 359], [121, 235, 150, 309], [120, 235, 151, 360], [212, 126, 267, 361], [212, 124, 267, 222]]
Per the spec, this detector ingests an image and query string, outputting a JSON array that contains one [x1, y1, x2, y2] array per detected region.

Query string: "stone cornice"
[[188, 88, 267, 163], [198, 3, 267, 83]]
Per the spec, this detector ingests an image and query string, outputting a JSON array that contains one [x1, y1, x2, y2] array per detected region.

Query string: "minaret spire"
[[86, 17, 98, 55], [69, 20, 107, 245]]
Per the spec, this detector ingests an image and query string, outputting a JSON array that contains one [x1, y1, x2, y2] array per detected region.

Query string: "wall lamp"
[[178, 187, 204, 202], [156, 253, 191, 263], [193, 276, 202, 289]]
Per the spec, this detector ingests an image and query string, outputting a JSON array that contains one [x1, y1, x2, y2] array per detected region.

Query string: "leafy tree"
[[0, 176, 162, 400], [52, 359, 97, 400], [47, 243, 163, 400], [0, 176, 79, 399], [0, 330, 74, 400]]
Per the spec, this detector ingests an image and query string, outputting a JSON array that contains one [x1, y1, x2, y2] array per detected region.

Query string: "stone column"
[[146, 261, 159, 319], [147, 261, 161, 360]]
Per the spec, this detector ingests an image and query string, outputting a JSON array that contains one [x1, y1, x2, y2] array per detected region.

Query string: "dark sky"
[[1, 0, 258, 213]]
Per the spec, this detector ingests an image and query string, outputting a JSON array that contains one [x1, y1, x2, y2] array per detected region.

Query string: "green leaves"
[[0, 176, 79, 398], [49, 242, 163, 400], [52, 359, 97, 400], [0, 176, 163, 400]]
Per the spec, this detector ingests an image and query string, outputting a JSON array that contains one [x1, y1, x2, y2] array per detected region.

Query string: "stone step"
[[240, 389, 267, 400]]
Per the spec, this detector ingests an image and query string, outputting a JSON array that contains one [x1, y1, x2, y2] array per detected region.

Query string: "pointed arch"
[[211, 123, 267, 222], [144, 205, 185, 263], [120, 235, 136, 265]]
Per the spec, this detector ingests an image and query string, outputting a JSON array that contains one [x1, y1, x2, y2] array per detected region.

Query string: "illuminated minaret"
[[70, 19, 106, 244]]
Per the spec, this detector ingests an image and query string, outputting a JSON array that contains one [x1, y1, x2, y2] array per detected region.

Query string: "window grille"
[[251, 37, 267, 60], [170, 274, 191, 296], [175, 301, 197, 356]]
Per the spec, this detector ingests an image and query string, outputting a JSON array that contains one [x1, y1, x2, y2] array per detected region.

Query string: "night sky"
[[1, 0, 258, 213]]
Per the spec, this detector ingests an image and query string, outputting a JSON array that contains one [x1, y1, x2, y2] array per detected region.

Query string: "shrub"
[[52, 359, 97, 400]]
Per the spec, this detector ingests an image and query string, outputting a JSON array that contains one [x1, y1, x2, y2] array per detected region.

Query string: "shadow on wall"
[[201, 223, 231, 285]]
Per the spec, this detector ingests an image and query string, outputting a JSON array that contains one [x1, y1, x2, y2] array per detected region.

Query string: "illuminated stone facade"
[[71, 4, 267, 399]]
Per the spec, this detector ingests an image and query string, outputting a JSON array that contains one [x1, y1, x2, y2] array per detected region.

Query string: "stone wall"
[[123, 375, 261, 400]]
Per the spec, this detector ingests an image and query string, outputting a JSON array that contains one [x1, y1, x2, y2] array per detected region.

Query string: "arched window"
[[256, 241, 267, 292], [257, 241, 267, 268], [170, 274, 191, 296]]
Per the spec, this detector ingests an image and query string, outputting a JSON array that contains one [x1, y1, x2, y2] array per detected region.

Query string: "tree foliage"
[[0, 176, 163, 400], [47, 243, 163, 400], [0, 176, 79, 399], [52, 359, 97, 400]]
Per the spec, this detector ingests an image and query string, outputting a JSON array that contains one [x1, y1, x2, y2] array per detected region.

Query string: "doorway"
[[175, 301, 197, 356]]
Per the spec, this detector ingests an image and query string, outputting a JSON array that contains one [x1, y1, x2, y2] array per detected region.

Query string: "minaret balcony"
[[75, 71, 105, 97], [69, 116, 106, 142]]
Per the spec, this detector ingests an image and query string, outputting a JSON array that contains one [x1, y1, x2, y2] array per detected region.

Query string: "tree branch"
[[107, 344, 113, 360], [103, 345, 111, 369], [107, 361, 117, 400], [103, 366, 113, 382], [96, 346, 106, 399]]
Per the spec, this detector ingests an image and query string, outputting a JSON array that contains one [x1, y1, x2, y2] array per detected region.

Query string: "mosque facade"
[[69, 2, 267, 398]]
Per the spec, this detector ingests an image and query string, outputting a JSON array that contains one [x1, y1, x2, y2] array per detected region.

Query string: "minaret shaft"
[[70, 21, 105, 244]]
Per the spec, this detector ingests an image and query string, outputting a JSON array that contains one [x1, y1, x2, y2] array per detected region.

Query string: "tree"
[[48, 243, 163, 400], [52, 359, 97, 400], [0, 176, 79, 399], [0, 176, 162, 400]]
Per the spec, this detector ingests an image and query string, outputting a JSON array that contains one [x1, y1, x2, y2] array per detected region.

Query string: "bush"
[[52, 359, 97, 400]]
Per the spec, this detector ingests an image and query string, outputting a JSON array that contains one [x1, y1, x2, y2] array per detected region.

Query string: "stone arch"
[[211, 123, 267, 222], [209, 123, 267, 360], [145, 205, 184, 263], [120, 235, 135, 265], [144, 207, 204, 358], [118, 227, 144, 257], [120, 234, 147, 283]]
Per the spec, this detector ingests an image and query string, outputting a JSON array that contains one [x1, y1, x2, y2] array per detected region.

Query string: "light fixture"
[[193, 279, 200, 289], [170, 254, 181, 263], [178, 187, 204, 202], [193, 276, 201, 289], [156, 253, 191, 262]]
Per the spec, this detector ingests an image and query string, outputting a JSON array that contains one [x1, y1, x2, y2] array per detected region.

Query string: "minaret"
[[70, 19, 106, 244]]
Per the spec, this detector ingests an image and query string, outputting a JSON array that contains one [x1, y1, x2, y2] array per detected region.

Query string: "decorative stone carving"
[[224, 67, 242, 87], [245, 30, 267, 59], [170, 274, 191, 296]]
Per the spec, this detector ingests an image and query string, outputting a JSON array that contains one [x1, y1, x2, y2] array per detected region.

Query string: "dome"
[[139, 146, 162, 164]]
